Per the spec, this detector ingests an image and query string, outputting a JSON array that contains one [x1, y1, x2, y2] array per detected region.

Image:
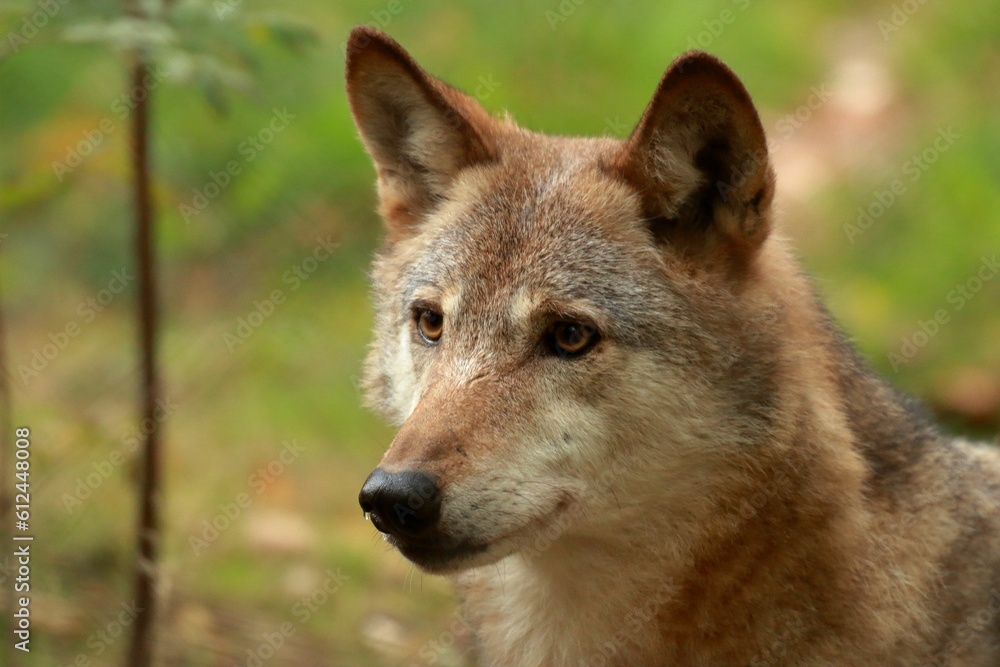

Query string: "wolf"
[[346, 26, 1000, 666]]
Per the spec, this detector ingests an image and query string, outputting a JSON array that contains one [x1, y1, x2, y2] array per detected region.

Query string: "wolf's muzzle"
[[359, 468, 442, 538]]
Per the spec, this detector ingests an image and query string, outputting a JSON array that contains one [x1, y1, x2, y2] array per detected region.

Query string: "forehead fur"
[[391, 132, 682, 339]]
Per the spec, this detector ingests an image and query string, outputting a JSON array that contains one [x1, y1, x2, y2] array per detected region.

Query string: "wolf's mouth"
[[388, 496, 578, 573], [388, 534, 488, 573]]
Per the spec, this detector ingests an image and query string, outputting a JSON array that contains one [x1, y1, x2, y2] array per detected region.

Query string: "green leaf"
[[61, 17, 175, 52]]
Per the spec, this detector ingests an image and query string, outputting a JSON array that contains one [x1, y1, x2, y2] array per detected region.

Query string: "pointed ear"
[[345, 27, 496, 239], [614, 51, 775, 262]]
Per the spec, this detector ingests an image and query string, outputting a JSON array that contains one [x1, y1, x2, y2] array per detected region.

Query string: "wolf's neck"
[[820, 318, 943, 494], [456, 541, 682, 664], [751, 238, 941, 497]]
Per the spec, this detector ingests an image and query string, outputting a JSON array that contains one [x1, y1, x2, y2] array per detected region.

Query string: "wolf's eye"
[[549, 321, 599, 358], [416, 309, 444, 344]]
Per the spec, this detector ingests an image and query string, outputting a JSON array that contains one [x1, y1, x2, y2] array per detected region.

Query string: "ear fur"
[[614, 51, 775, 262], [345, 27, 496, 239]]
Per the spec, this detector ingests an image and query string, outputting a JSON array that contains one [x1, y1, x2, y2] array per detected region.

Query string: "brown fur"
[[347, 26, 1000, 666]]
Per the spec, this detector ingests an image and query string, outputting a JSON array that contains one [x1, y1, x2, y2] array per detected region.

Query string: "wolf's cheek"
[[525, 400, 612, 473], [438, 402, 608, 538]]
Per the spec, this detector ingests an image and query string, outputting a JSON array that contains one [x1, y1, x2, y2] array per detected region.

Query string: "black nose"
[[359, 468, 441, 538]]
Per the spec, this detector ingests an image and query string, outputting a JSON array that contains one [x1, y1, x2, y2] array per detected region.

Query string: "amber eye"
[[416, 309, 444, 344], [549, 321, 599, 358]]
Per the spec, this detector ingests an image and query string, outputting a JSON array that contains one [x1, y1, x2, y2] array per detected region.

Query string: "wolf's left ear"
[[345, 27, 496, 239], [614, 52, 775, 261]]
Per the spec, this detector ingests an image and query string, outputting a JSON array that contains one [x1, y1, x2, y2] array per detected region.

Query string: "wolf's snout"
[[359, 467, 442, 538]]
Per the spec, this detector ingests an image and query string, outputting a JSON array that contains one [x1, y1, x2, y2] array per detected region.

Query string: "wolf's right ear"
[[345, 27, 496, 239], [614, 52, 775, 264]]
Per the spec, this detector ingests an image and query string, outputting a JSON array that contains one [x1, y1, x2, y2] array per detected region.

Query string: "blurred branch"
[[125, 4, 162, 666]]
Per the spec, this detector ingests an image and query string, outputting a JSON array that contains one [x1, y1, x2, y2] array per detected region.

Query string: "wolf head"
[[347, 26, 784, 573]]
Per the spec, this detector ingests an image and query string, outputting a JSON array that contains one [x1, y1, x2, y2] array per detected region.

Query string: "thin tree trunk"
[[125, 52, 162, 667]]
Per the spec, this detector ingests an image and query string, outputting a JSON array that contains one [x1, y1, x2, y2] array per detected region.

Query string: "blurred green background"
[[1, 0, 998, 664]]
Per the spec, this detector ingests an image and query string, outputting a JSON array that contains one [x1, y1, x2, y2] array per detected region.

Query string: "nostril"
[[359, 467, 442, 538]]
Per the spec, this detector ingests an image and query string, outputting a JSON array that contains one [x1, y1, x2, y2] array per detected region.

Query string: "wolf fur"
[[346, 26, 1000, 666]]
